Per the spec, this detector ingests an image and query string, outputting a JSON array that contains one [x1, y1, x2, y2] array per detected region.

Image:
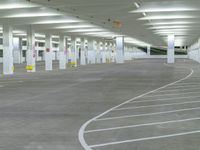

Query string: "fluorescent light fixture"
[[35, 33, 45, 38], [52, 35, 60, 38], [154, 32, 187, 35], [0, 3, 38, 9], [142, 12, 147, 16], [134, 2, 140, 8], [15, 33, 27, 36], [149, 25, 191, 29], [139, 15, 195, 20], [125, 37, 151, 46], [13, 30, 25, 34], [5, 12, 61, 18], [68, 28, 105, 32], [55, 24, 96, 29], [35, 19, 82, 24], [133, 7, 198, 13], [83, 32, 124, 38], [154, 28, 199, 33], [145, 21, 196, 26]]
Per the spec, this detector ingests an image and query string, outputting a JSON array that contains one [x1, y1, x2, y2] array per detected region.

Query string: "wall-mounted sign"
[[46, 48, 50, 52]]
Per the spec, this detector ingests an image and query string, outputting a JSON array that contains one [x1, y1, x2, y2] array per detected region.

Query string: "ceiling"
[[0, 0, 200, 47]]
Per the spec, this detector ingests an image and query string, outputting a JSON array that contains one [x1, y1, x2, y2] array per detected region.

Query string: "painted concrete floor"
[[0, 59, 199, 150]]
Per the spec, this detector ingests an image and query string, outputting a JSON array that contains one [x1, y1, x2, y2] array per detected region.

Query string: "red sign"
[[46, 48, 50, 52]]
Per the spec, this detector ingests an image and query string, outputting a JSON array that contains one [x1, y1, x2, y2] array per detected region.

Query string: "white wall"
[[188, 40, 200, 63]]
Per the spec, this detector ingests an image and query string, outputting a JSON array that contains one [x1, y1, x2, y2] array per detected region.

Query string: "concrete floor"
[[0, 59, 199, 150]]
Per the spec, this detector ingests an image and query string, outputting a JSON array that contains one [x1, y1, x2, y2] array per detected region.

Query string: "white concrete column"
[[71, 37, 77, 67], [45, 33, 53, 70], [59, 36, 67, 69], [99, 42, 103, 63], [116, 37, 124, 63], [102, 42, 106, 63], [96, 40, 101, 64], [147, 45, 151, 56], [167, 34, 175, 63], [3, 22, 13, 75], [80, 38, 86, 65], [13, 37, 20, 64], [27, 26, 36, 72], [111, 43, 115, 62], [87, 39, 96, 64], [19, 37, 23, 64]]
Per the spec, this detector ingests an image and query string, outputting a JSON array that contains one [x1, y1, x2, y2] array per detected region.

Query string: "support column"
[[27, 26, 36, 72], [116, 36, 124, 64], [102, 42, 106, 63], [96, 40, 101, 64], [167, 34, 175, 63], [71, 37, 77, 67], [59, 36, 67, 69], [45, 33, 53, 70], [147, 45, 151, 56], [87, 39, 96, 64], [3, 22, 13, 75], [13, 37, 20, 64], [19, 37, 23, 64], [80, 38, 86, 65]]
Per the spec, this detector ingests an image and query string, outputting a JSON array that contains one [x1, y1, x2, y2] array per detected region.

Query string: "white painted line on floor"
[[0, 85, 4, 88], [175, 83, 200, 86], [114, 100, 200, 111], [157, 87, 200, 93], [0, 81, 23, 84], [89, 130, 200, 148], [165, 85, 200, 89], [85, 117, 200, 133], [129, 95, 200, 104], [79, 68, 193, 150], [96, 106, 200, 121], [144, 91, 200, 98], [168, 84, 200, 89]]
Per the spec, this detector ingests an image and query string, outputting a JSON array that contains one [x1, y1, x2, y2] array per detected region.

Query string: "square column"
[[3, 23, 14, 75], [80, 38, 86, 65], [59, 36, 67, 70], [116, 37, 124, 64], [147, 45, 151, 56], [102, 42, 106, 63], [87, 39, 96, 64], [13, 37, 21, 64], [167, 34, 175, 63], [71, 37, 78, 67], [19, 37, 23, 64], [27, 26, 36, 72], [45, 33, 53, 70], [96, 40, 101, 64]]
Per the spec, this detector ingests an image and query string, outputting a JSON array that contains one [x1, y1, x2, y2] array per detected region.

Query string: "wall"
[[188, 40, 200, 63]]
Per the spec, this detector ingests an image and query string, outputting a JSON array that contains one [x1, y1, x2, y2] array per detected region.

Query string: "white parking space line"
[[79, 68, 194, 150], [175, 83, 200, 86], [129, 95, 200, 103], [166, 85, 200, 89], [85, 117, 200, 133], [0, 85, 4, 87], [144, 91, 200, 98], [95, 106, 200, 121], [115, 100, 200, 111], [0, 81, 23, 84], [89, 130, 200, 148], [157, 87, 200, 93]]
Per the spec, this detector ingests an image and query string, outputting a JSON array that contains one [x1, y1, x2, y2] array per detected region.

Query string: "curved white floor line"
[[79, 67, 194, 150]]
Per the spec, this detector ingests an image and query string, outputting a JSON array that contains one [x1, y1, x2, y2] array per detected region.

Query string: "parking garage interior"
[[0, 0, 200, 150]]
